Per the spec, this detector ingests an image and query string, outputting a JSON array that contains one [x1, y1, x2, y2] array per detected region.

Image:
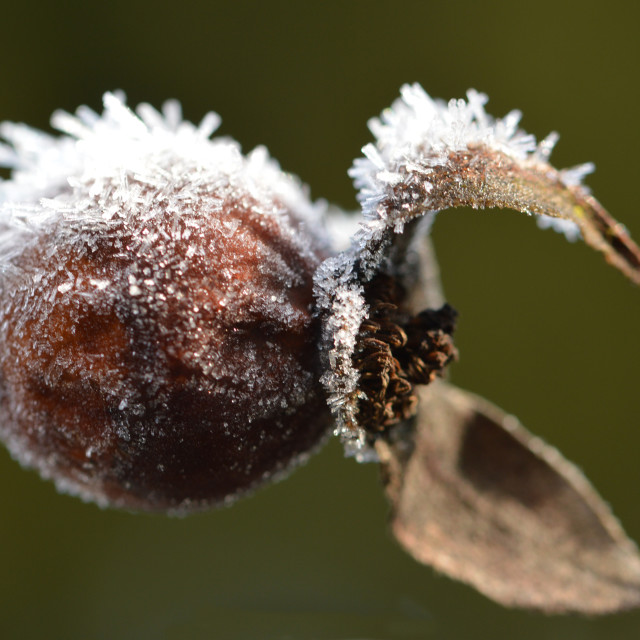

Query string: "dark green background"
[[1, 1, 638, 638]]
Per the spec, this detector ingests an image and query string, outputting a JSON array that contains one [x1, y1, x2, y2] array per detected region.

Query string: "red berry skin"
[[0, 190, 330, 513]]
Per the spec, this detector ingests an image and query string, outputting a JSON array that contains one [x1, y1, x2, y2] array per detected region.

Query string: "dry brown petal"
[[377, 381, 640, 614]]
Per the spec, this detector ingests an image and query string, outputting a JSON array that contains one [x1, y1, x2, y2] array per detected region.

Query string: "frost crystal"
[[536, 215, 581, 241]]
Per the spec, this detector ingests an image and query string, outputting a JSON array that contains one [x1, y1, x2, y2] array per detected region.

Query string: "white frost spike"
[[534, 131, 560, 161], [350, 83, 591, 227], [560, 162, 596, 187], [537, 215, 581, 242]]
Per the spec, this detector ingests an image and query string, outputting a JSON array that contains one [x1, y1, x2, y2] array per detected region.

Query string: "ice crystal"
[[536, 214, 581, 241]]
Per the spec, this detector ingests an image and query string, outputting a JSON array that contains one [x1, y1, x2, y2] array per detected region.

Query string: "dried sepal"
[[380, 146, 640, 285], [350, 84, 640, 285], [377, 381, 640, 614], [316, 85, 640, 458]]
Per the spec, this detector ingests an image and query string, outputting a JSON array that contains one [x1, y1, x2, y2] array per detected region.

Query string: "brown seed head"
[[352, 274, 458, 440]]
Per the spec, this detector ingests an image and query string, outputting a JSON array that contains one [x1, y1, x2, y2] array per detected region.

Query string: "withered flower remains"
[[0, 86, 639, 614]]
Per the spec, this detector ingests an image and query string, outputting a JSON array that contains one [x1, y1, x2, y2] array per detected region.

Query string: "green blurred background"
[[1, 1, 638, 638]]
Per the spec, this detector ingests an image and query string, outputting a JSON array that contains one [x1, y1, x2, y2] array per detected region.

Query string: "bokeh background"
[[1, 1, 638, 638]]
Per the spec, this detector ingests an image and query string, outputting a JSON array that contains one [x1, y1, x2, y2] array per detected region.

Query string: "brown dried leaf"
[[377, 381, 640, 614]]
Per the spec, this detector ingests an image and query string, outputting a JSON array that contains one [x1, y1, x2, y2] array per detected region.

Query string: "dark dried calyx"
[[353, 274, 458, 438]]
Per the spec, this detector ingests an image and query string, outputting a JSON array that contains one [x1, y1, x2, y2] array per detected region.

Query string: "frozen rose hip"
[[0, 96, 330, 512]]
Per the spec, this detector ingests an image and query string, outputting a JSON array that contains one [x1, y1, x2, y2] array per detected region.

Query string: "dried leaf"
[[377, 381, 640, 614]]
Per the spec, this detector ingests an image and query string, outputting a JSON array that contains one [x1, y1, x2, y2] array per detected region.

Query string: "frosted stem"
[[372, 145, 640, 285]]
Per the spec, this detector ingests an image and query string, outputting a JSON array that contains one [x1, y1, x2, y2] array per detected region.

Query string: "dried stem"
[[380, 145, 640, 285]]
